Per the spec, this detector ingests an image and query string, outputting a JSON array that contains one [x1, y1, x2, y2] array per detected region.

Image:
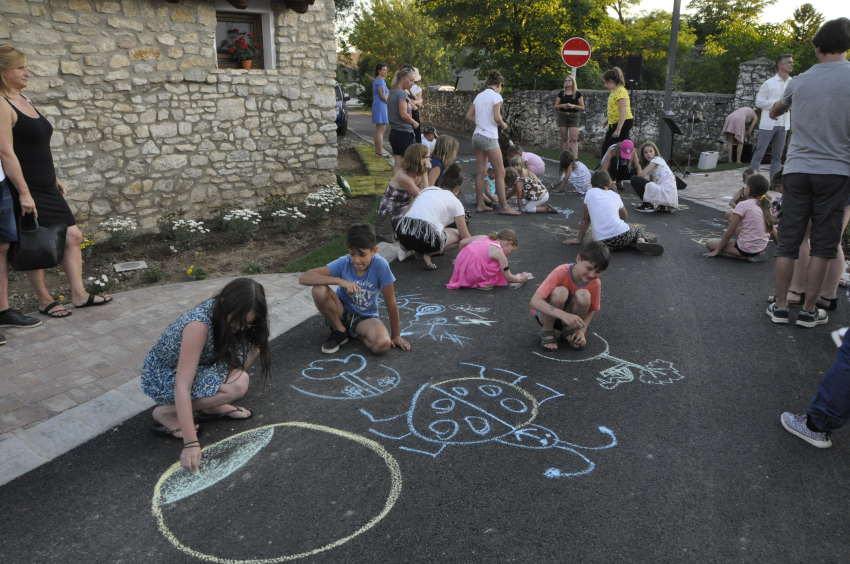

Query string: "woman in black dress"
[[0, 45, 111, 317]]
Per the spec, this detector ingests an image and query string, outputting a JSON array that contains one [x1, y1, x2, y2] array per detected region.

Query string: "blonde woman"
[[427, 134, 459, 187], [0, 44, 111, 318], [554, 75, 584, 158]]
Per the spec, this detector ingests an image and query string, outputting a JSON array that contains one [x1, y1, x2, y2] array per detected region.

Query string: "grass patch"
[[345, 146, 393, 197], [700, 161, 748, 173], [283, 195, 382, 273]]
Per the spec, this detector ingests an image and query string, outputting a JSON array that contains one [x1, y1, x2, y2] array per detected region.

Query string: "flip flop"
[[39, 301, 72, 318], [197, 406, 253, 421], [545, 205, 558, 213], [150, 424, 204, 439], [74, 293, 113, 308], [499, 210, 521, 216], [475, 208, 492, 213]]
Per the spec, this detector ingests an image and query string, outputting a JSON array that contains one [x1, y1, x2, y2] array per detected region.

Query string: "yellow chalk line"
[[152, 422, 402, 563]]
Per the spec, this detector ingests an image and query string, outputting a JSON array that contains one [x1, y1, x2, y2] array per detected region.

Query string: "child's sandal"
[[766, 290, 805, 306], [539, 329, 558, 351]]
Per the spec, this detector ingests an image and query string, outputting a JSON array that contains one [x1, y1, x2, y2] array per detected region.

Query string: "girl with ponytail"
[[704, 174, 778, 261]]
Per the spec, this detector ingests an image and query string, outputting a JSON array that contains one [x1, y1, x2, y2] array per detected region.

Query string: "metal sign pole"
[[658, 0, 682, 162]]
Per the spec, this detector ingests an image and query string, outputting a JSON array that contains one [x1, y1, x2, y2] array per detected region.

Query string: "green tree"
[[419, 0, 609, 90], [787, 3, 824, 44], [346, 0, 453, 104], [686, 0, 776, 44]]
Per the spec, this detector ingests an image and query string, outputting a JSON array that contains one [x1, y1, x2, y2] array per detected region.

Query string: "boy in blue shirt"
[[300, 224, 410, 354]]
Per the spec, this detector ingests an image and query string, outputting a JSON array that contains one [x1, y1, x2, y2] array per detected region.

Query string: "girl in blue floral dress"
[[141, 278, 271, 474]]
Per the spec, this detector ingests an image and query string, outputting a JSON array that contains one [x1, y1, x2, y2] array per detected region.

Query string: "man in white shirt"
[[750, 54, 794, 180]]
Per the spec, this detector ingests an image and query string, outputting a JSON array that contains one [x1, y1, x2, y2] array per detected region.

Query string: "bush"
[[86, 274, 115, 294], [305, 185, 347, 221], [172, 219, 210, 251], [157, 211, 183, 240], [186, 265, 208, 280], [261, 192, 289, 218], [80, 234, 94, 261], [221, 208, 262, 242], [210, 203, 237, 229], [99, 216, 137, 251], [144, 267, 165, 283], [271, 207, 306, 233], [242, 261, 264, 274]]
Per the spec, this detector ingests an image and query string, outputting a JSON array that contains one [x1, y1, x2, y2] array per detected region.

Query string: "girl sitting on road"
[[504, 164, 557, 214], [141, 278, 271, 475], [552, 151, 592, 195], [447, 229, 530, 290], [427, 134, 459, 187], [564, 170, 664, 255], [377, 143, 430, 232], [629, 141, 679, 212], [704, 174, 777, 262]]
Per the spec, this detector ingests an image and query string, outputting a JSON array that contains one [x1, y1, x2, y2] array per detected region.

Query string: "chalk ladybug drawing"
[[360, 363, 617, 478]]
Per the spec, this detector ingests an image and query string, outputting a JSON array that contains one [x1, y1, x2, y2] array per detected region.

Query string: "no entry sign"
[[561, 37, 591, 68]]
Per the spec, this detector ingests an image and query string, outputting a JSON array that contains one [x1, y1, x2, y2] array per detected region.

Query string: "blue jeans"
[[807, 329, 850, 432], [0, 178, 17, 243]]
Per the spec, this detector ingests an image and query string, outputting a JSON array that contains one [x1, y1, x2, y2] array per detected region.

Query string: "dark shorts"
[[557, 112, 580, 129], [534, 310, 566, 331], [395, 216, 446, 255], [776, 173, 850, 259], [0, 179, 17, 243], [389, 129, 415, 157], [324, 305, 372, 337], [734, 240, 761, 258]]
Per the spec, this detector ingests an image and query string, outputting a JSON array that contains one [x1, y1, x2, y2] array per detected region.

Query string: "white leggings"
[[523, 191, 549, 212]]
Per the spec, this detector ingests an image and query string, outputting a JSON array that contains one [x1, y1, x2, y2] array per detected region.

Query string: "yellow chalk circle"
[[152, 422, 402, 563]]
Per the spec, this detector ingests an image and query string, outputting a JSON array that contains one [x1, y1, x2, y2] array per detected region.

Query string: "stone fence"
[[421, 88, 735, 161]]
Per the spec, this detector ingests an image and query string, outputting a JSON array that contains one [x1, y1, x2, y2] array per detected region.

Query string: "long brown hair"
[[430, 135, 458, 171], [401, 143, 429, 176], [210, 278, 271, 385]]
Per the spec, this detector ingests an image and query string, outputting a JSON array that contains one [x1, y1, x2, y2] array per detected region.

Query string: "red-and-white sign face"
[[561, 37, 591, 68]]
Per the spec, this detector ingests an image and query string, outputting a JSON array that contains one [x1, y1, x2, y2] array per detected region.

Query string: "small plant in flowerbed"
[[243, 261, 264, 274], [80, 234, 95, 260], [221, 208, 262, 242], [271, 207, 306, 233], [99, 216, 137, 251], [86, 274, 115, 294], [261, 192, 289, 219], [305, 185, 347, 221], [186, 265, 208, 280], [144, 266, 165, 283], [171, 219, 211, 251]]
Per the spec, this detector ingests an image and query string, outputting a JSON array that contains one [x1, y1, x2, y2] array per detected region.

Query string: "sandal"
[[545, 204, 558, 213], [499, 210, 521, 216], [197, 406, 252, 421], [539, 329, 558, 351], [816, 295, 838, 311], [74, 293, 113, 308], [767, 290, 804, 306], [39, 301, 72, 318]]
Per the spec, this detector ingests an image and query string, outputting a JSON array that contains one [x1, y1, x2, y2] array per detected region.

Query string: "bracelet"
[[183, 440, 199, 447], [503, 265, 510, 271], [183, 444, 200, 449]]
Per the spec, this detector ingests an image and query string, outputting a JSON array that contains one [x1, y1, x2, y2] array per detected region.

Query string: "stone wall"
[[734, 57, 775, 110], [421, 88, 735, 162], [0, 0, 338, 232]]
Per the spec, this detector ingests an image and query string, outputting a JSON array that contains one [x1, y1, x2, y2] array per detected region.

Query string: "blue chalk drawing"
[[157, 426, 274, 506], [702, 218, 728, 229], [378, 295, 497, 347], [292, 354, 401, 400], [360, 363, 617, 478], [534, 332, 683, 390], [546, 206, 576, 221]]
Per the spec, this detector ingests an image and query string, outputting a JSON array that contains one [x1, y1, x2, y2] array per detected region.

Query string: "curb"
[[0, 244, 401, 487]]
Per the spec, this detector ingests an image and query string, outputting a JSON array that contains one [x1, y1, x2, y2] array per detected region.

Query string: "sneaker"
[[656, 205, 668, 212], [796, 308, 828, 328], [746, 252, 767, 263], [321, 329, 349, 354], [781, 412, 832, 448], [635, 240, 664, 256], [766, 303, 789, 324], [0, 308, 43, 328], [635, 203, 656, 213]]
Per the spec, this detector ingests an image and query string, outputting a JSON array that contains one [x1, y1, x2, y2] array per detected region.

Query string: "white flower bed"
[[99, 216, 137, 250], [221, 208, 262, 242], [271, 207, 307, 233], [305, 185, 346, 220]]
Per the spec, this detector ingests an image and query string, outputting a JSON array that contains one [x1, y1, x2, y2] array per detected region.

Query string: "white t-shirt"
[[584, 188, 629, 241], [405, 187, 465, 231], [473, 88, 503, 139], [422, 136, 437, 154], [410, 84, 422, 97], [649, 156, 675, 187]]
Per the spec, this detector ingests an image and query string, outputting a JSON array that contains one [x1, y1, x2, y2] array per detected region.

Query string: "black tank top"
[[4, 96, 57, 190]]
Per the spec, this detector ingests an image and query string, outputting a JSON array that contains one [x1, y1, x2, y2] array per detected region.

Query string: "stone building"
[[0, 0, 338, 232]]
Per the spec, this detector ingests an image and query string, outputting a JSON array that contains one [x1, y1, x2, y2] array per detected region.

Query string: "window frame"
[[216, 11, 265, 70]]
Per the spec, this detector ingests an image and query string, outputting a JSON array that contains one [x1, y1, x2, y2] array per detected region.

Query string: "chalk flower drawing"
[[378, 294, 498, 347], [292, 354, 400, 400], [360, 363, 617, 478], [534, 332, 684, 390]]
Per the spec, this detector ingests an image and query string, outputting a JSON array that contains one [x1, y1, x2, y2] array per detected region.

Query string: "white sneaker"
[[781, 412, 832, 448]]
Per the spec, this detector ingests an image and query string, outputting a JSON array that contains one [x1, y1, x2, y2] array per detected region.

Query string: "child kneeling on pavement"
[[530, 240, 608, 351], [564, 170, 664, 256], [300, 224, 410, 355]]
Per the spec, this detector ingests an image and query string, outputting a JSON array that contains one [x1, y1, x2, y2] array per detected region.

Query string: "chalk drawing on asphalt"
[[378, 294, 498, 347], [546, 206, 576, 221], [702, 218, 728, 229], [360, 363, 617, 478], [679, 227, 721, 246], [534, 332, 683, 390], [291, 354, 401, 400], [152, 422, 402, 563]]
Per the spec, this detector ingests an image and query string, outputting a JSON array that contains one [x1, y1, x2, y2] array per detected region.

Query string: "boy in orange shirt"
[[530, 240, 609, 351]]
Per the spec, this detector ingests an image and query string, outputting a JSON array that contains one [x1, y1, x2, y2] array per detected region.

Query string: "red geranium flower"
[[248, 33, 255, 38], [229, 47, 235, 54]]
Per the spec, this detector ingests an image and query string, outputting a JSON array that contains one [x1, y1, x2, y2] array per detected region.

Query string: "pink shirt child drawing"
[[734, 198, 770, 253], [446, 239, 507, 289]]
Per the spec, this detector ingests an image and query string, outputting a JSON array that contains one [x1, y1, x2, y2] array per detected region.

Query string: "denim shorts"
[[471, 133, 499, 151], [0, 178, 17, 243]]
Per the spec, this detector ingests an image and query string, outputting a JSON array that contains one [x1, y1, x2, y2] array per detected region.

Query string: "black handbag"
[[8, 214, 67, 271]]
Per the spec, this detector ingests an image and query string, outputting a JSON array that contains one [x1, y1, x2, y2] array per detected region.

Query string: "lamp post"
[[658, 0, 682, 161]]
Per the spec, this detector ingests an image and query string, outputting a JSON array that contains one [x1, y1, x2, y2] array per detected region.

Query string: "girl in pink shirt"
[[704, 175, 778, 262]]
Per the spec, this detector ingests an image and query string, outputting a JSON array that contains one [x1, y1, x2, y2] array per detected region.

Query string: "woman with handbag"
[[0, 44, 111, 318]]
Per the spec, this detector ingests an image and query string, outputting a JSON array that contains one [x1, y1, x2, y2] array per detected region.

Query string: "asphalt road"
[[2, 119, 850, 563]]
